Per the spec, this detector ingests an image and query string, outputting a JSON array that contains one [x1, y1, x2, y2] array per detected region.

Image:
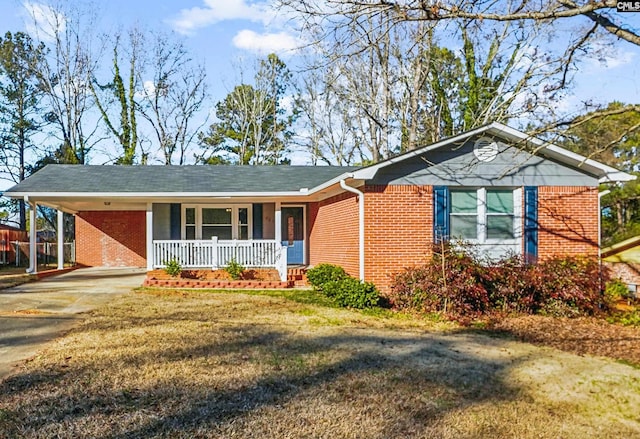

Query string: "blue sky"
[[0, 0, 636, 108], [0, 0, 639, 159]]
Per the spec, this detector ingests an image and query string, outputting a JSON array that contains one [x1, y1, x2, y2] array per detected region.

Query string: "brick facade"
[[76, 211, 146, 267], [364, 185, 433, 292], [537, 186, 599, 259], [308, 192, 360, 278], [72, 184, 599, 291]]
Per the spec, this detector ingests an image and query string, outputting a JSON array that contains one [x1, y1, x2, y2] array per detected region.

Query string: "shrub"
[[164, 258, 182, 277], [322, 277, 380, 309], [605, 278, 631, 303], [225, 258, 245, 280], [306, 264, 348, 290], [389, 242, 610, 321], [389, 244, 489, 319]]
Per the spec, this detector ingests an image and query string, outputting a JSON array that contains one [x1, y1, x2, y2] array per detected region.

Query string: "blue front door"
[[281, 207, 304, 265]]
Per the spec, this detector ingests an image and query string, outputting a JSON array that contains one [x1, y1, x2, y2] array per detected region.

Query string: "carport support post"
[[146, 203, 154, 271], [27, 198, 36, 274], [57, 210, 64, 270]]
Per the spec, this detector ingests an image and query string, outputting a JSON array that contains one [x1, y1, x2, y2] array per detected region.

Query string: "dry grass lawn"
[[1, 288, 639, 438]]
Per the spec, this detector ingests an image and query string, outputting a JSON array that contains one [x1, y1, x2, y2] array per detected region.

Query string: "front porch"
[[152, 238, 288, 281]]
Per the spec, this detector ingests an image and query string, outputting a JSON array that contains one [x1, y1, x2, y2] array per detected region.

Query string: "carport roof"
[[4, 164, 359, 195]]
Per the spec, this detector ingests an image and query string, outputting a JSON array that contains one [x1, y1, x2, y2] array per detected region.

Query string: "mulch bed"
[[144, 268, 289, 289], [488, 315, 640, 366], [147, 268, 281, 281]]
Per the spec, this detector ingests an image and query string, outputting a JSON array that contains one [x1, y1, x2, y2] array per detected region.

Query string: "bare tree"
[[27, 1, 103, 164], [286, 1, 570, 163], [281, 0, 640, 155], [137, 33, 208, 165]]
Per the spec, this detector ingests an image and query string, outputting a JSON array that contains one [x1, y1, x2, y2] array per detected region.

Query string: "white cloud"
[[232, 30, 301, 55], [22, 2, 65, 43], [582, 40, 637, 72], [168, 0, 275, 35]]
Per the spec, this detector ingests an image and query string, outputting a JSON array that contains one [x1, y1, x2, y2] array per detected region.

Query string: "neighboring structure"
[[3, 123, 635, 292], [0, 224, 28, 265], [602, 236, 640, 294]]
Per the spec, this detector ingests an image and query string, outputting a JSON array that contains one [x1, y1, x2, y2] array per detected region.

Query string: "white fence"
[[152, 238, 288, 281]]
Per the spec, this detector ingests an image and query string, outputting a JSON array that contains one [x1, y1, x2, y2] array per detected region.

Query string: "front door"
[[281, 207, 304, 265]]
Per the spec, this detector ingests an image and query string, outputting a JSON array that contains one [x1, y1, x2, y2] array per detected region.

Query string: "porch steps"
[[287, 267, 308, 287]]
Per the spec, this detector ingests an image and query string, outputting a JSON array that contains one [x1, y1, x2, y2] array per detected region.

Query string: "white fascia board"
[[306, 172, 364, 194], [4, 190, 313, 199]]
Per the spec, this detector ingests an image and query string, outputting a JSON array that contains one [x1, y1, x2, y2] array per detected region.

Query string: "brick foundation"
[[76, 211, 146, 267]]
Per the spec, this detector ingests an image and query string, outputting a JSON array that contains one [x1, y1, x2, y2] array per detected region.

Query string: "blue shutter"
[[252, 203, 263, 239], [170, 204, 181, 240], [433, 186, 450, 243], [524, 186, 538, 262]]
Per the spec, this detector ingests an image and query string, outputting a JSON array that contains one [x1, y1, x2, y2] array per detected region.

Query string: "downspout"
[[598, 189, 611, 292], [340, 178, 365, 281]]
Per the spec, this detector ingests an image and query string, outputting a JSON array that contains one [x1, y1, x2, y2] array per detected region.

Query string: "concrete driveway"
[[0, 267, 146, 379]]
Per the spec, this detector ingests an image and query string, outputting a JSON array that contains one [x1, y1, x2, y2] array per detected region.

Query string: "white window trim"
[[451, 187, 522, 245], [181, 204, 253, 240]]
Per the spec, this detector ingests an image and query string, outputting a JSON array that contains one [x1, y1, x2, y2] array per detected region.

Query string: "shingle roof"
[[4, 165, 359, 194]]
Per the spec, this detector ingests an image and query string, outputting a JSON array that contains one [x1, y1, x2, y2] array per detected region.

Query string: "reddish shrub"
[[389, 242, 610, 321]]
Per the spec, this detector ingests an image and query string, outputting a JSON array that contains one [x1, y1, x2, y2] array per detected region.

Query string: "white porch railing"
[[152, 238, 288, 282]]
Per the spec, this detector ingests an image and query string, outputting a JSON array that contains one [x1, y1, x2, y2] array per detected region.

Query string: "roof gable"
[[354, 122, 635, 184], [370, 135, 598, 187]]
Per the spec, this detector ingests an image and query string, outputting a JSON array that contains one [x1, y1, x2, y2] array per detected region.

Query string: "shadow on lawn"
[[0, 323, 532, 439]]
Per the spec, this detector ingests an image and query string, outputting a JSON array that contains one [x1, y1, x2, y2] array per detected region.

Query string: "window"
[[450, 188, 520, 243], [182, 205, 252, 240], [202, 208, 232, 240]]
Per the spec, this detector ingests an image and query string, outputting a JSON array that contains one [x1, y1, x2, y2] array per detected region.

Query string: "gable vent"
[[473, 137, 499, 162]]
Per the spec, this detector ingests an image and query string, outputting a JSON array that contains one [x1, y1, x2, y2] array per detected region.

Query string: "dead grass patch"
[[0, 290, 639, 438]]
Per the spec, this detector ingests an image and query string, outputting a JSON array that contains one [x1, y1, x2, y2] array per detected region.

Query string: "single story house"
[[4, 123, 634, 292]]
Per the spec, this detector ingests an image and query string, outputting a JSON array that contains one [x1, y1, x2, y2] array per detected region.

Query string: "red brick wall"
[[364, 185, 433, 293], [76, 211, 146, 267], [537, 186, 599, 259], [308, 192, 359, 277]]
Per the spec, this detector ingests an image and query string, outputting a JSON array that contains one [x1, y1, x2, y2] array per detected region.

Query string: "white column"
[[146, 203, 154, 271], [275, 201, 282, 244], [28, 199, 37, 273], [57, 210, 64, 270]]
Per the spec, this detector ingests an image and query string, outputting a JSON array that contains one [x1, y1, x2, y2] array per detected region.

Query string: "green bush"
[[605, 279, 631, 303], [164, 258, 182, 277], [322, 277, 380, 309], [225, 258, 245, 280], [306, 263, 348, 290]]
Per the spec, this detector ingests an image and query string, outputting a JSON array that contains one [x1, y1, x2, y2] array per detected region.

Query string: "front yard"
[[0, 288, 639, 438]]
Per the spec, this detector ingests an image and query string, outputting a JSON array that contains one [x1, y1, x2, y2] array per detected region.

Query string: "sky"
[[0, 0, 639, 164]]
